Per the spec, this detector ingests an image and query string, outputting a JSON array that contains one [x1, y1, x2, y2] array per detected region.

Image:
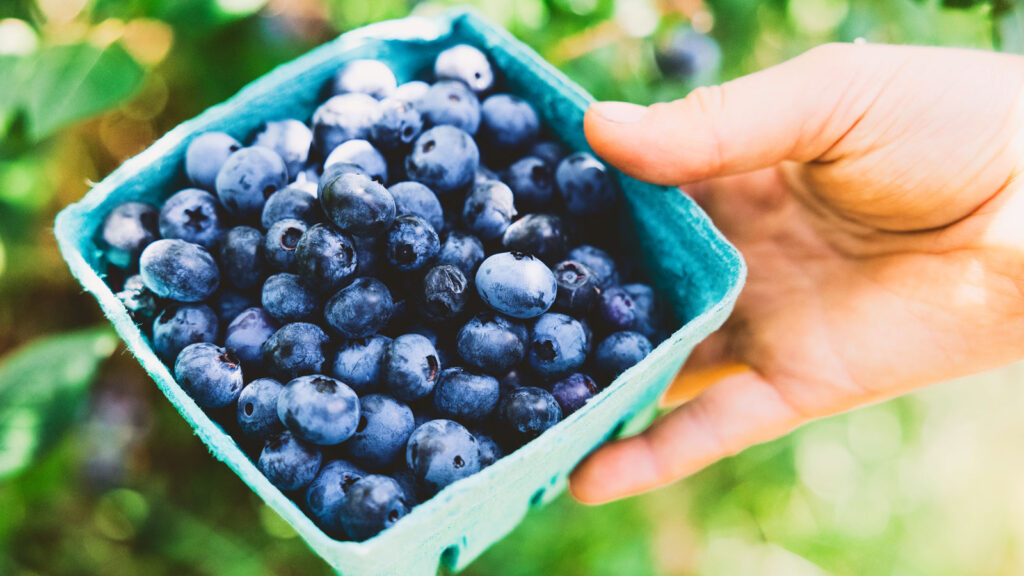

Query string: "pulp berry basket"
[[54, 8, 745, 576]]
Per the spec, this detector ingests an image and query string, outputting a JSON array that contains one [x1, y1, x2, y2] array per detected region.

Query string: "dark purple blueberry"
[[549, 373, 598, 416], [328, 335, 392, 395], [324, 277, 393, 339], [261, 322, 329, 381], [294, 223, 358, 294], [224, 307, 279, 370], [552, 260, 601, 315], [405, 419, 480, 495], [320, 172, 396, 237], [139, 239, 220, 303], [174, 342, 244, 408], [499, 386, 562, 443], [218, 226, 265, 291], [278, 374, 360, 446], [237, 377, 285, 440], [263, 218, 307, 272], [158, 188, 226, 249], [339, 475, 409, 541], [433, 367, 500, 423], [345, 394, 415, 468], [500, 213, 567, 265], [258, 431, 322, 491], [152, 304, 218, 364]]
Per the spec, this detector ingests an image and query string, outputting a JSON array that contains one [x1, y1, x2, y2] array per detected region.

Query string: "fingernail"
[[590, 101, 647, 124]]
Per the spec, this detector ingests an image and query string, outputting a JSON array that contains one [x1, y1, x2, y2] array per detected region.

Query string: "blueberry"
[[305, 459, 368, 537], [331, 59, 397, 100], [320, 172, 396, 237], [312, 94, 381, 155], [388, 181, 443, 232], [237, 377, 285, 440], [153, 304, 218, 364], [346, 394, 415, 468], [462, 179, 517, 241], [406, 419, 481, 495], [556, 152, 616, 216], [382, 334, 441, 402], [594, 331, 653, 380], [474, 432, 503, 468], [371, 98, 423, 150], [215, 146, 289, 219], [218, 226, 265, 291], [597, 286, 637, 333], [479, 94, 539, 154], [174, 342, 244, 408], [262, 185, 321, 229], [258, 273, 316, 324], [325, 277, 393, 338], [549, 373, 598, 416], [98, 202, 159, 271], [501, 213, 567, 264], [210, 289, 257, 326], [499, 386, 562, 442], [263, 218, 307, 272], [406, 125, 479, 195], [655, 26, 722, 80], [278, 374, 360, 445], [503, 156, 555, 211], [324, 139, 389, 185], [339, 475, 409, 541], [420, 265, 469, 322], [552, 260, 601, 315], [224, 307, 279, 369], [385, 215, 440, 272], [455, 313, 527, 375], [567, 245, 619, 289], [418, 80, 481, 135], [529, 140, 567, 167], [158, 189, 225, 249], [393, 80, 430, 102], [622, 283, 660, 338], [262, 322, 329, 380], [294, 223, 358, 294], [116, 274, 161, 326], [185, 132, 242, 191], [258, 431, 323, 491], [434, 44, 494, 93], [475, 252, 556, 319], [252, 119, 313, 180], [328, 335, 392, 395], [433, 368, 500, 423], [437, 231, 485, 277], [527, 313, 590, 379], [140, 239, 220, 302]]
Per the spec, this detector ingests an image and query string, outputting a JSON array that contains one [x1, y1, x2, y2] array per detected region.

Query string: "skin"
[[569, 43, 1024, 504]]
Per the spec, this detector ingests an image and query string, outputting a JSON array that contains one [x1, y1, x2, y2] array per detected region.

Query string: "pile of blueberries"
[[98, 44, 668, 542]]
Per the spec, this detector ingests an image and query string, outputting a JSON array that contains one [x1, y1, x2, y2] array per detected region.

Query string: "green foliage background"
[[0, 1, 1022, 575]]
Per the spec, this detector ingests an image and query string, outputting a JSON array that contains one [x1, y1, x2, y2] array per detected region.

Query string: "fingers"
[[584, 43, 874, 185], [569, 369, 805, 504]]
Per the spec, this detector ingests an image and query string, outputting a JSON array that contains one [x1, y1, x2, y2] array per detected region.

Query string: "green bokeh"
[[0, 1, 1019, 575]]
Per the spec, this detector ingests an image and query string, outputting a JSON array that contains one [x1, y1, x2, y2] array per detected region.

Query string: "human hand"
[[570, 43, 1024, 504]]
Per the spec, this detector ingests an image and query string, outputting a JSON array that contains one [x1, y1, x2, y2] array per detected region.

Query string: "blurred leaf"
[[18, 42, 144, 141], [994, 0, 1024, 52], [0, 327, 117, 480]]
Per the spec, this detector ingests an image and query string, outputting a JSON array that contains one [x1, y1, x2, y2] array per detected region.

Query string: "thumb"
[[584, 43, 878, 185]]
